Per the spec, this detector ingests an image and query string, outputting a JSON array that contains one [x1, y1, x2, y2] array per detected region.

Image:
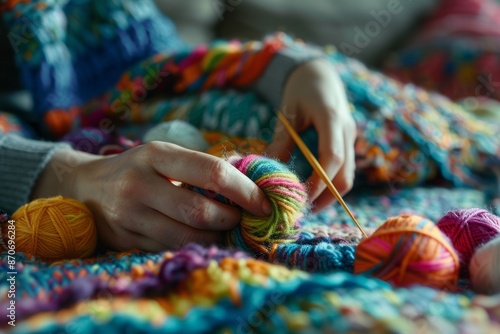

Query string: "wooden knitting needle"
[[277, 112, 367, 238]]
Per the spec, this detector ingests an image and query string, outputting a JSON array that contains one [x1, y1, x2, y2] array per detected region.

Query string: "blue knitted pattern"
[[3, 0, 184, 114]]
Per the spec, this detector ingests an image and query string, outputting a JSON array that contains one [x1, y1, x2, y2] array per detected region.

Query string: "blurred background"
[[155, 0, 500, 104], [155, 0, 438, 66]]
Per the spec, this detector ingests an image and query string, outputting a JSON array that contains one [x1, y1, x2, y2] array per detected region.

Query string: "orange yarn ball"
[[8, 196, 97, 261], [354, 215, 459, 290]]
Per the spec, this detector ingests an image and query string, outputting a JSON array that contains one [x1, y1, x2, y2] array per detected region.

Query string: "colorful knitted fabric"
[[2, 0, 303, 140], [2, 0, 183, 114], [3, 1, 500, 189], [2, 1, 500, 332], [2, 187, 499, 333], [383, 0, 500, 102], [61, 48, 500, 190]]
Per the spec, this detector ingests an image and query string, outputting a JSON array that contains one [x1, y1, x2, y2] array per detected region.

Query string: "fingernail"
[[262, 200, 272, 216]]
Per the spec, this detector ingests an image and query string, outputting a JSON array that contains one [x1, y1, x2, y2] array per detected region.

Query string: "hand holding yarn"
[[266, 58, 357, 212], [31, 142, 271, 252], [223, 155, 308, 256]]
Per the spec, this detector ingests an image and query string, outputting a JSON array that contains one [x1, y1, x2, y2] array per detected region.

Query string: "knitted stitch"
[[0, 186, 493, 332], [1, 1, 500, 331], [2, 0, 183, 114], [59, 33, 294, 136], [0, 240, 497, 333], [2, 0, 317, 138]]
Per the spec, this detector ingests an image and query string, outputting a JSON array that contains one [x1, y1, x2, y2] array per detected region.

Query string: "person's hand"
[[31, 142, 271, 252], [266, 58, 356, 212]]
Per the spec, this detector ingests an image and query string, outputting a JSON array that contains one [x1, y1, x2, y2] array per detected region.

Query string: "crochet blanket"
[[0, 52, 500, 333], [2, 187, 500, 333], [0, 65, 500, 333], [2, 36, 500, 333]]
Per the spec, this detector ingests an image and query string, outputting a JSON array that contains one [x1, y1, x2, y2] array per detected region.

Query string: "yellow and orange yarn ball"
[[3, 196, 97, 261], [354, 215, 460, 290]]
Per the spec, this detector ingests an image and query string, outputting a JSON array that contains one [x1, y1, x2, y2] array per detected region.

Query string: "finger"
[[306, 116, 344, 202], [265, 107, 297, 163], [312, 130, 356, 212], [146, 142, 271, 217], [333, 126, 356, 196], [140, 173, 242, 230], [126, 208, 223, 250], [125, 231, 167, 253], [91, 217, 166, 252]]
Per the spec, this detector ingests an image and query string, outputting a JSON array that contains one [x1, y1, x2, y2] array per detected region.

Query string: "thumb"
[[265, 107, 297, 163]]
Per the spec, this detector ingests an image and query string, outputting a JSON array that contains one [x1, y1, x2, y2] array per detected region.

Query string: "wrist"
[[254, 44, 325, 108], [31, 149, 101, 201]]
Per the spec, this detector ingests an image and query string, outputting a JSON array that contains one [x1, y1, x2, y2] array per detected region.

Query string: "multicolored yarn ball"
[[5, 196, 97, 261], [195, 154, 308, 256], [354, 215, 459, 289], [469, 236, 500, 295], [437, 209, 500, 276]]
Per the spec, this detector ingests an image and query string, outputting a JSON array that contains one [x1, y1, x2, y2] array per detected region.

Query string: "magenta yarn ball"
[[437, 209, 500, 276]]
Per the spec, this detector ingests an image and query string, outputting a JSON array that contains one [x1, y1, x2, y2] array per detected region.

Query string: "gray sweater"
[[0, 135, 71, 214]]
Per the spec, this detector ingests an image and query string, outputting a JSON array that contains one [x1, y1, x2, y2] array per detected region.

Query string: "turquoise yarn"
[[272, 242, 356, 273]]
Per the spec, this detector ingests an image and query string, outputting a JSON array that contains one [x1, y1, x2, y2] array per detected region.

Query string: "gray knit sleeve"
[[0, 134, 71, 214], [253, 43, 325, 108]]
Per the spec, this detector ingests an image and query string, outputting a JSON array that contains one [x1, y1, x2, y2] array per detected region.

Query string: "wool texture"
[[2, 0, 183, 115], [437, 208, 500, 276], [193, 154, 308, 257], [2, 243, 500, 333], [383, 0, 500, 101], [354, 215, 460, 289], [469, 236, 500, 295], [0, 188, 497, 332], [2, 0, 500, 330], [4, 196, 97, 261]]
